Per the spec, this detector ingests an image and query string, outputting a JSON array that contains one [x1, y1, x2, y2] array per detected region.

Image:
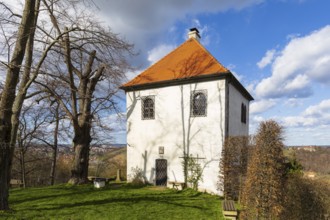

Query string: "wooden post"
[[116, 169, 121, 182]]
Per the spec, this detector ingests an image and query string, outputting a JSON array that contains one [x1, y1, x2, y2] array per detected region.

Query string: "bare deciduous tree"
[[0, 0, 132, 210], [31, 100, 67, 185], [1, 0, 75, 209], [34, 0, 133, 184], [0, 0, 39, 210], [15, 102, 51, 188]]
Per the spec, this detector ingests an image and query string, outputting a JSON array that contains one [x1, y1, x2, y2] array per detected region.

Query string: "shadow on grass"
[[10, 183, 119, 205], [10, 186, 95, 205], [8, 183, 130, 206], [10, 184, 219, 218], [18, 189, 207, 212], [41, 197, 203, 212]]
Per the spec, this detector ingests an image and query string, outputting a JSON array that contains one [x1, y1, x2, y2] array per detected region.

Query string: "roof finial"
[[188, 27, 201, 42]]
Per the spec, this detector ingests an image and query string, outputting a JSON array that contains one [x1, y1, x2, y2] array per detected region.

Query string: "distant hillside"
[[286, 146, 330, 175], [89, 147, 127, 180]]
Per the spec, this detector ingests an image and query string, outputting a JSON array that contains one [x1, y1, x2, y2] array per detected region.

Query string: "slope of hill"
[[286, 146, 330, 175], [89, 146, 127, 180]]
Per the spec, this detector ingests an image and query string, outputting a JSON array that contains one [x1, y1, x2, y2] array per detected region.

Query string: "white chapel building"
[[121, 28, 253, 195]]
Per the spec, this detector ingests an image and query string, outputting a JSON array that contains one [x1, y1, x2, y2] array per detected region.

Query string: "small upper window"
[[241, 103, 247, 124], [191, 90, 207, 117], [142, 96, 155, 119]]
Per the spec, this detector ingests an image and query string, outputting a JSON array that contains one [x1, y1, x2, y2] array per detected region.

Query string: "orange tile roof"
[[122, 38, 229, 88]]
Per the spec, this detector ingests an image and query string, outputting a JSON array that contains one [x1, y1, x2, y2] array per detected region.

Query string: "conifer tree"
[[218, 136, 249, 200], [241, 120, 285, 220]]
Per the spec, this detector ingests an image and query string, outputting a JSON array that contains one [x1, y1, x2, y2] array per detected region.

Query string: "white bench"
[[168, 181, 185, 190], [223, 200, 238, 220], [10, 179, 23, 187]]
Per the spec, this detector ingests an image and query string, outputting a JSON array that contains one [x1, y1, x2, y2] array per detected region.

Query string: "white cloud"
[[96, 0, 264, 67], [285, 98, 304, 107], [227, 64, 236, 69], [232, 71, 243, 81], [1, 0, 23, 13], [192, 19, 201, 28], [124, 70, 143, 82], [102, 112, 126, 130], [282, 116, 318, 127], [101, 112, 127, 143], [248, 115, 265, 135], [283, 74, 310, 92], [303, 99, 330, 117], [190, 19, 211, 46], [283, 125, 330, 146], [250, 99, 277, 114], [98, 0, 263, 34], [246, 81, 257, 95], [282, 99, 330, 127], [147, 44, 176, 64], [255, 25, 330, 99], [0, 75, 5, 84], [227, 64, 244, 81], [253, 115, 265, 122], [286, 33, 301, 40], [250, 99, 330, 145], [257, 49, 276, 69]]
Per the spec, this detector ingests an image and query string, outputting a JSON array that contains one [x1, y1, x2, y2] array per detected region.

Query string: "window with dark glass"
[[241, 103, 247, 124], [142, 96, 155, 119], [191, 90, 207, 117]]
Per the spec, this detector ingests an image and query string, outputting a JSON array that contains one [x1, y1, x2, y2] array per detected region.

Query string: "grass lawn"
[[2, 184, 224, 220]]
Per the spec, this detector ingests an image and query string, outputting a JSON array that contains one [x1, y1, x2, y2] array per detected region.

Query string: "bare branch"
[[0, 2, 22, 18]]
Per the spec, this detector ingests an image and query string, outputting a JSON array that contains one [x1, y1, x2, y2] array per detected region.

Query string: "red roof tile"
[[122, 38, 228, 88]]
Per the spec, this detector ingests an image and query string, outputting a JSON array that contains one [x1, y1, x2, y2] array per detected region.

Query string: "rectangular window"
[[191, 90, 207, 117], [241, 103, 247, 124], [141, 96, 155, 120]]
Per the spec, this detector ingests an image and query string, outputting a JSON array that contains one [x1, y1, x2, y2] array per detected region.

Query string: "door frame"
[[155, 159, 167, 186]]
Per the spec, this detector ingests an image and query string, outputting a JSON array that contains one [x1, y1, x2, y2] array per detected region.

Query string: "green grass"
[[2, 184, 224, 220]]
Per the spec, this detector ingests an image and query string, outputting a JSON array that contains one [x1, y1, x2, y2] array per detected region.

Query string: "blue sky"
[[97, 0, 330, 146], [1, 0, 329, 146]]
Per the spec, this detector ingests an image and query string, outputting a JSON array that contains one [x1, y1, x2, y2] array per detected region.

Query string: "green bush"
[[282, 174, 330, 220], [130, 167, 146, 186]]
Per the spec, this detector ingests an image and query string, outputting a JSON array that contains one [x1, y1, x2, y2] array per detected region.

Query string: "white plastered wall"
[[126, 80, 226, 194], [227, 83, 249, 136]]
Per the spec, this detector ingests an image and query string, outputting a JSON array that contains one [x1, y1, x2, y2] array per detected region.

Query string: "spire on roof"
[[188, 27, 201, 42]]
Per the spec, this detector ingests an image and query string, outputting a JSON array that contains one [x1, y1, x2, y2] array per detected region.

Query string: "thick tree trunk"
[[0, 151, 11, 210], [10, 0, 39, 152], [68, 127, 91, 184], [0, 0, 37, 211], [66, 52, 103, 185]]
